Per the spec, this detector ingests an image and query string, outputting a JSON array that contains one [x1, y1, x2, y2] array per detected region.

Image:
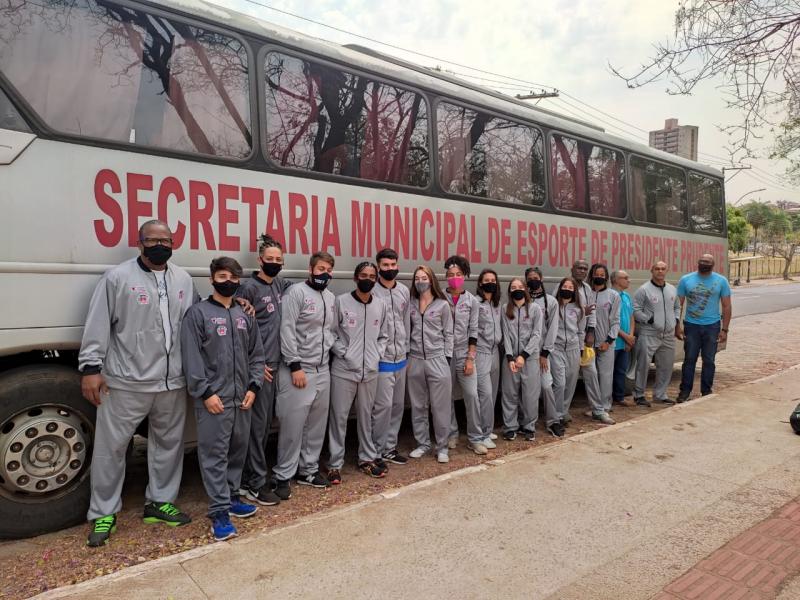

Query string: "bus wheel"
[[0, 365, 95, 539]]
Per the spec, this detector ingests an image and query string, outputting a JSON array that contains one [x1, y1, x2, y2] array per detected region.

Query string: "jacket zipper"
[[228, 305, 236, 399], [319, 290, 326, 367], [390, 288, 398, 361], [660, 286, 668, 333], [517, 306, 522, 356], [361, 301, 367, 382], [153, 272, 171, 391]]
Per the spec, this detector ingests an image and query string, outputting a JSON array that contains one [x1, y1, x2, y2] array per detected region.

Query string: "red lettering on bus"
[[443, 211, 456, 259], [157, 177, 186, 249], [127, 173, 153, 247], [394, 205, 410, 259], [321, 196, 341, 256], [241, 187, 264, 252], [500, 218, 511, 265], [288, 192, 309, 255], [189, 180, 216, 251], [93, 169, 123, 248], [487, 218, 500, 263], [351, 201, 371, 258], [420, 209, 434, 261], [265, 190, 286, 249], [218, 184, 239, 252], [469, 216, 482, 263], [516, 220, 527, 266]]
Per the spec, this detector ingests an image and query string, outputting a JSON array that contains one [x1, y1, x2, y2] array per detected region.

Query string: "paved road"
[[732, 282, 800, 318]]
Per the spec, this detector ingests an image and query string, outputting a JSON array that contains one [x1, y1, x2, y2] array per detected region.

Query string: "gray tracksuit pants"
[[375, 366, 407, 456], [501, 358, 541, 433], [242, 362, 279, 491], [449, 358, 484, 445], [476, 351, 499, 439], [539, 358, 561, 426], [581, 360, 605, 415], [273, 365, 331, 481], [551, 348, 581, 420], [595, 348, 615, 412], [88, 387, 186, 520], [195, 402, 251, 516], [328, 375, 380, 469], [634, 334, 677, 401], [408, 356, 452, 454]]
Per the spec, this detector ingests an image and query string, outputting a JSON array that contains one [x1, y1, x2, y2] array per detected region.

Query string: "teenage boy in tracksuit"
[[633, 261, 681, 405], [526, 267, 564, 438], [272, 251, 336, 498], [372, 248, 411, 465], [327, 263, 389, 482], [181, 257, 265, 541]]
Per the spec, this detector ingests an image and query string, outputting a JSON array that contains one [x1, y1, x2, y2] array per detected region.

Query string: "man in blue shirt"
[[611, 270, 635, 405], [676, 254, 732, 401]]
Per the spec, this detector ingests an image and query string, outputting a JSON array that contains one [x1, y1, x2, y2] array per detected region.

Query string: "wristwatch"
[[721, 328, 729, 332]]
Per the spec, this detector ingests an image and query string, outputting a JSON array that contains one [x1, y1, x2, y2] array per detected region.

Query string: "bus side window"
[[689, 173, 724, 234], [0, 88, 30, 133], [630, 156, 688, 229]]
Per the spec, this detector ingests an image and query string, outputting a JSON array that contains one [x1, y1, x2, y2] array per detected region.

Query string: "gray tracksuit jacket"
[[633, 280, 681, 336], [280, 282, 336, 372], [180, 297, 265, 404], [555, 301, 588, 353], [476, 299, 502, 354], [372, 280, 410, 363], [587, 287, 621, 347], [446, 290, 480, 360], [237, 272, 292, 364], [331, 292, 390, 382], [579, 281, 596, 329], [78, 257, 197, 392], [533, 293, 559, 357], [408, 298, 454, 360], [501, 302, 543, 361]]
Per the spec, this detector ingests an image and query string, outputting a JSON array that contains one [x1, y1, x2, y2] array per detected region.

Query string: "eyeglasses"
[[141, 237, 173, 247]]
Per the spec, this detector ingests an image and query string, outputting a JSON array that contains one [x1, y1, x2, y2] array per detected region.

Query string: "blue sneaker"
[[229, 496, 258, 518], [210, 511, 237, 541]]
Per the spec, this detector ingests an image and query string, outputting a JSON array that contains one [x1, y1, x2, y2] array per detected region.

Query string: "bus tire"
[[0, 365, 95, 539]]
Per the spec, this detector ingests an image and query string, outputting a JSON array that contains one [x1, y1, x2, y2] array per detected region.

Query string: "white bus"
[[0, 0, 727, 538]]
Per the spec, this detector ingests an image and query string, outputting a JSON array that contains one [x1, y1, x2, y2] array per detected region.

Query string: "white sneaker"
[[467, 442, 488, 455], [483, 438, 497, 449], [448, 436, 458, 449], [409, 446, 428, 459], [489, 432, 498, 440], [437, 451, 450, 463]]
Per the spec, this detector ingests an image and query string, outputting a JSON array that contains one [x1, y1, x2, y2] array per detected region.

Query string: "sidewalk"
[[31, 364, 800, 600]]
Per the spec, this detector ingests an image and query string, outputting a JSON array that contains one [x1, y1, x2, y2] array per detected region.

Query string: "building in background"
[[649, 118, 699, 161]]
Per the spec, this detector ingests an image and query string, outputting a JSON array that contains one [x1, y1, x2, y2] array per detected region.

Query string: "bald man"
[[611, 270, 635, 405], [676, 254, 732, 401]]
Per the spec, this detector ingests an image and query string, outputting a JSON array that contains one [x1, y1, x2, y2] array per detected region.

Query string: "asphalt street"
[[732, 281, 800, 318]]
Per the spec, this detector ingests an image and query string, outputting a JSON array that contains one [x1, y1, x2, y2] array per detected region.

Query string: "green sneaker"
[[142, 501, 192, 527], [87, 514, 117, 547]]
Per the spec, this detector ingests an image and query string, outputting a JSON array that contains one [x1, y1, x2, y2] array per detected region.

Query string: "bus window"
[[550, 134, 626, 218], [689, 173, 724, 234], [630, 156, 688, 228], [436, 102, 545, 205], [0, 89, 30, 132], [0, 0, 252, 158], [264, 52, 430, 187]]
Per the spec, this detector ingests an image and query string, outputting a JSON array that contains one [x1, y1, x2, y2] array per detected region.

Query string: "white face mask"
[[415, 281, 431, 294]]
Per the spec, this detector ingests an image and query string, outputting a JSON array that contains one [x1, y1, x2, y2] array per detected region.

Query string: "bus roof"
[[146, 0, 723, 179]]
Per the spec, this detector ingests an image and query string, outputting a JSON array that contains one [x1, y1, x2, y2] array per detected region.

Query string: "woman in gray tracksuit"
[[407, 265, 454, 464], [526, 267, 564, 438], [551, 277, 586, 424], [475, 269, 502, 447], [587, 263, 621, 415], [500, 277, 543, 441], [328, 263, 389, 483]]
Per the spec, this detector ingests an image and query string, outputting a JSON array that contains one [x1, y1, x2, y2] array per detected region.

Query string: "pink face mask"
[[447, 276, 465, 290]]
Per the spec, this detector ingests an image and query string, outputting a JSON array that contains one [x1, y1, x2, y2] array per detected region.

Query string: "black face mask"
[[510, 289, 526, 301], [357, 279, 376, 293], [309, 272, 331, 291], [261, 262, 282, 277], [142, 244, 172, 266], [379, 268, 399, 281], [559, 289, 575, 301], [527, 279, 542, 293], [212, 280, 239, 298], [698, 263, 713, 274], [592, 276, 607, 287], [480, 282, 498, 294]]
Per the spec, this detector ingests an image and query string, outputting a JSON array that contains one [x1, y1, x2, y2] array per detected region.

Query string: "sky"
[[220, 0, 798, 206]]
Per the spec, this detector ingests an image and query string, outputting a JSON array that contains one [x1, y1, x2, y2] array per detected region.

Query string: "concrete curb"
[[30, 362, 800, 600]]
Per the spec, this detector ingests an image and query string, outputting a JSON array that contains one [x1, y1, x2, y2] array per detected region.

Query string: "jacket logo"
[[178, 290, 184, 301], [373, 319, 380, 326], [216, 325, 228, 336], [137, 293, 149, 305], [210, 317, 226, 325], [648, 295, 659, 304], [266, 303, 275, 313], [236, 317, 247, 330]]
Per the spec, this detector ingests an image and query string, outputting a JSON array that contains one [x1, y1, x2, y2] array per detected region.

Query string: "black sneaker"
[[521, 429, 536, 442], [272, 478, 292, 500], [87, 514, 117, 547], [382, 449, 408, 465], [358, 461, 387, 478], [374, 457, 388, 472], [244, 485, 281, 506], [676, 392, 691, 403], [295, 472, 330, 488], [143, 501, 191, 526], [327, 468, 342, 485], [634, 396, 651, 407], [503, 430, 517, 441], [656, 397, 676, 405], [547, 422, 565, 438]]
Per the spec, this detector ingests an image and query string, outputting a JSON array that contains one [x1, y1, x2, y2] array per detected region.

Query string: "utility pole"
[[722, 165, 751, 183], [516, 91, 559, 100]]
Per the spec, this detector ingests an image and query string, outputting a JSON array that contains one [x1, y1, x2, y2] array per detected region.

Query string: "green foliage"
[[726, 206, 748, 253]]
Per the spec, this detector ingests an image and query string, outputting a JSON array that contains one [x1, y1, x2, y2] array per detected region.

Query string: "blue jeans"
[[612, 348, 629, 402], [680, 321, 720, 396]]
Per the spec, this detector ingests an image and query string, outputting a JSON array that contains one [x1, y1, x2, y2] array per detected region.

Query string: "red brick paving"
[[659, 498, 800, 599]]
